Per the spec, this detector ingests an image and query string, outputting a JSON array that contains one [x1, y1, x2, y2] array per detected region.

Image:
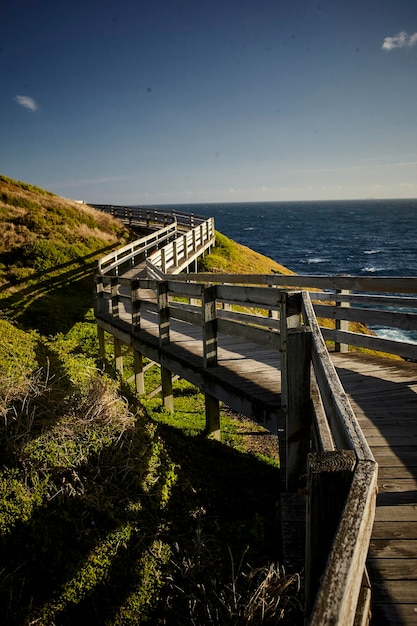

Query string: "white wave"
[[307, 257, 327, 264], [372, 326, 417, 345], [362, 265, 385, 273], [244, 227, 255, 231], [364, 249, 382, 255]]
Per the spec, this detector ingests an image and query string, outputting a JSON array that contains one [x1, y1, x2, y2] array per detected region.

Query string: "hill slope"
[[0, 177, 299, 625], [0, 174, 130, 334]]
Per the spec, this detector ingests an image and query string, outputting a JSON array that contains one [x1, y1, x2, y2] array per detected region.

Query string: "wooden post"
[[280, 291, 303, 425], [97, 325, 106, 368], [202, 285, 217, 368], [158, 281, 170, 345], [111, 276, 119, 319], [183, 234, 189, 260], [285, 328, 312, 491], [205, 392, 220, 440], [158, 281, 173, 412], [173, 239, 178, 267], [305, 450, 356, 617], [131, 279, 141, 333], [335, 288, 350, 353], [161, 364, 174, 412], [95, 275, 104, 315], [202, 285, 220, 439], [133, 349, 145, 394], [114, 337, 123, 375]]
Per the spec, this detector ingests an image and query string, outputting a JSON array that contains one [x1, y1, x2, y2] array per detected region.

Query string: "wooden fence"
[[173, 272, 417, 361]]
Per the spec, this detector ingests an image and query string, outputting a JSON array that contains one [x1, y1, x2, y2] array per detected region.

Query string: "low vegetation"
[[199, 230, 294, 275], [0, 177, 301, 625]]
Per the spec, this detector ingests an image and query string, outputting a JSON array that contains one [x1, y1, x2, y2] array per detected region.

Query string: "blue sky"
[[2, 0, 417, 204]]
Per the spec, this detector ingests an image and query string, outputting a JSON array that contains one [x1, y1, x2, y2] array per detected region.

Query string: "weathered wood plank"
[[371, 603, 417, 626], [369, 539, 417, 558], [372, 580, 417, 603], [367, 553, 417, 584], [375, 505, 417, 522]]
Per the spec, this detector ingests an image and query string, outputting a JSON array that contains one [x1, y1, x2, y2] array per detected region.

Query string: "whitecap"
[[307, 257, 327, 264], [362, 266, 385, 273], [364, 249, 382, 255]]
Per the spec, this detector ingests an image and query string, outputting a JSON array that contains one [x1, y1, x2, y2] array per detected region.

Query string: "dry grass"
[[159, 529, 301, 625]]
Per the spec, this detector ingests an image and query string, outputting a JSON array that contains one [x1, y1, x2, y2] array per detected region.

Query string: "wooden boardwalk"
[[332, 353, 417, 626], [93, 207, 417, 626], [99, 293, 417, 623]]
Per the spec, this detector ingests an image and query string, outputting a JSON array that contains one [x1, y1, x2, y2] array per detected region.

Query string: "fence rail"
[[172, 272, 417, 360]]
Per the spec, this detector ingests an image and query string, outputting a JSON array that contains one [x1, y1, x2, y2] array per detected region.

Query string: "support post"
[[173, 239, 178, 267], [158, 281, 170, 345], [202, 285, 220, 439], [133, 349, 145, 394], [280, 291, 303, 423], [95, 275, 104, 315], [111, 276, 120, 319], [305, 450, 356, 616], [205, 392, 220, 440], [97, 325, 106, 368], [183, 234, 189, 260], [335, 288, 350, 353], [202, 285, 217, 368], [158, 281, 173, 411], [114, 337, 123, 375], [131, 279, 141, 333], [285, 328, 312, 491], [161, 365, 174, 412]]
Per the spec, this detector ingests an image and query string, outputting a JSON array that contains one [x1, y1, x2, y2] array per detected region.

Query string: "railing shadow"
[[1, 244, 118, 334]]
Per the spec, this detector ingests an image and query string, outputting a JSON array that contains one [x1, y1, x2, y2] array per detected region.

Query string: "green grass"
[[0, 176, 302, 625]]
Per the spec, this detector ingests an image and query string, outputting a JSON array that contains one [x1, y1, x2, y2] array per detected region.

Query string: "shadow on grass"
[[0, 403, 288, 625], [0, 244, 117, 335]]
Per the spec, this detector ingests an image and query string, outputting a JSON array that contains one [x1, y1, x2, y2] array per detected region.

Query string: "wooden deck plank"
[[331, 352, 417, 626]]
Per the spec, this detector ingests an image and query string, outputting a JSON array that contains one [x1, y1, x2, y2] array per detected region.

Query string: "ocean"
[[149, 198, 417, 277], [144, 198, 417, 343]]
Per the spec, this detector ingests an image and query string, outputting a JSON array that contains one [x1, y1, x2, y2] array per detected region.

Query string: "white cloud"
[[15, 95, 38, 111], [382, 31, 417, 51]]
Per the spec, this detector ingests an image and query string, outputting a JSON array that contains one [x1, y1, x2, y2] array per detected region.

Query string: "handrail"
[[97, 222, 177, 275], [174, 272, 417, 360], [91, 204, 208, 229], [146, 217, 215, 277]]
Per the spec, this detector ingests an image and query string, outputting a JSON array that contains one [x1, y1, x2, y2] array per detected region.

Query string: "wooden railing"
[[94, 205, 215, 279], [97, 222, 177, 275], [94, 274, 381, 624], [91, 203, 209, 230], [146, 217, 215, 278], [173, 272, 417, 360]]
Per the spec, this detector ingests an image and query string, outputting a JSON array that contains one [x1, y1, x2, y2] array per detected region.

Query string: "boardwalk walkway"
[[93, 206, 417, 624], [98, 294, 417, 624], [333, 353, 417, 625]]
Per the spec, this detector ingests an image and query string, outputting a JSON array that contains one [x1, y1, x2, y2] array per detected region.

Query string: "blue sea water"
[[145, 198, 417, 343], [151, 198, 417, 277]]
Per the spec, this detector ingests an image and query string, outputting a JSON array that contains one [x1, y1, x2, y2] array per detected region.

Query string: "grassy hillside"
[[0, 178, 300, 625], [199, 230, 295, 275], [0, 175, 131, 334]]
